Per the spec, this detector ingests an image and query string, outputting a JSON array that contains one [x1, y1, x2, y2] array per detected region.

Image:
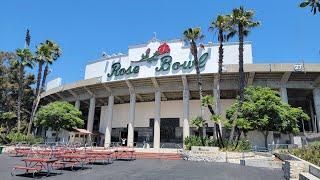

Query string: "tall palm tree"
[[40, 41, 62, 91], [27, 40, 61, 135], [183, 28, 206, 136], [15, 48, 33, 132], [228, 6, 260, 141], [300, 0, 320, 14], [209, 15, 233, 139]]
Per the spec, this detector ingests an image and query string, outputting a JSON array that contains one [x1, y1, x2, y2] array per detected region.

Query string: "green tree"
[[226, 86, 309, 148], [13, 48, 33, 132], [201, 95, 224, 147], [28, 40, 62, 135], [228, 6, 260, 140], [0, 51, 35, 135], [190, 116, 205, 136], [35, 101, 84, 141], [183, 28, 206, 136], [300, 0, 320, 14], [209, 14, 233, 137]]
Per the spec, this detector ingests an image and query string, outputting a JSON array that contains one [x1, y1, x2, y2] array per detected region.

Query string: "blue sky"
[[0, 0, 319, 84]]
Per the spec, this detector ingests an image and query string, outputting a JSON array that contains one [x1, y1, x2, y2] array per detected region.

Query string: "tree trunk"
[[17, 64, 24, 133], [263, 131, 269, 149], [234, 129, 242, 149], [216, 123, 224, 148], [41, 63, 49, 91], [217, 29, 223, 136], [55, 129, 59, 142], [207, 104, 224, 148], [230, 24, 245, 143], [238, 24, 245, 107], [228, 112, 238, 142], [35, 61, 43, 98], [27, 61, 43, 135], [191, 41, 205, 137], [27, 63, 49, 135]]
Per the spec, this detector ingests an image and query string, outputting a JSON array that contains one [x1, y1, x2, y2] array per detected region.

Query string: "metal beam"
[[48, 95, 58, 101], [125, 80, 143, 101], [280, 72, 292, 85], [84, 87, 94, 97], [56, 92, 65, 100], [97, 98, 106, 106], [151, 77, 167, 100], [247, 72, 255, 86], [68, 90, 78, 98], [102, 84, 124, 104], [114, 96, 123, 103]]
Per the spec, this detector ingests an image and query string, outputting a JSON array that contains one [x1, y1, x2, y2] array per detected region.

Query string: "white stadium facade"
[[41, 38, 320, 148]]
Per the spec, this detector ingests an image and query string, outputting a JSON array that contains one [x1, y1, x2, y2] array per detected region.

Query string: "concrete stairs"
[[299, 165, 320, 180], [299, 172, 319, 180], [133, 152, 183, 160]]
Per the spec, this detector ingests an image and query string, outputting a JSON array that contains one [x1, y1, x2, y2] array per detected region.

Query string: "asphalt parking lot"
[[0, 153, 285, 180]]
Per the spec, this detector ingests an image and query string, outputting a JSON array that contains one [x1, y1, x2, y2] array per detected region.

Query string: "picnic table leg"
[[80, 159, 84, 169], [46, 162, 50, 176], [11, 168, 15, 176], [24, 161, 29, 173]]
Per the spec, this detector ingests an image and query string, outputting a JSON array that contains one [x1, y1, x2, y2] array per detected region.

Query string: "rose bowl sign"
[[107, 43, 209, 78], [85, 40, 253, 81]]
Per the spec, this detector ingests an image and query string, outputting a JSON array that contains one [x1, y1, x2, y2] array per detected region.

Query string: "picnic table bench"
[[85, 151, 114, 164], [12, 147, 31, 156], [11, 158, 58, 177], [58, 154, 91, 169], [114, 149, 135, 161]]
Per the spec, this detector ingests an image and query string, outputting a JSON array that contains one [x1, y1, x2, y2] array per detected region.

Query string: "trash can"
[[0, 146, 3, 154]]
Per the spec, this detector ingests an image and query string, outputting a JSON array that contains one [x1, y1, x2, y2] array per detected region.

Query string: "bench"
[[87, 155, 113, 164], [11, 165, 43, 177], [54, 161, 78, 171]]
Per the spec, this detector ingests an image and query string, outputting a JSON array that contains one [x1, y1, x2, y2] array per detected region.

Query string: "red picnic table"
[[58, 154, 90, 169], [85, 151, 114, 164], [12, 147, 31, 156], [114, 148, 135, 161], [11, 158, 58, 177]]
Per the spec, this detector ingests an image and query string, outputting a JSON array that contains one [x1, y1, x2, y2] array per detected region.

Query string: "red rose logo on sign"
[[134, 43, 171, 63], [157, 43, 170, 55]]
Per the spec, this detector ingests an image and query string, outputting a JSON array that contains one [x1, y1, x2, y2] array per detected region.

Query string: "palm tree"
[[228, 6, 260, 141], [183, 28, 206, 136], [27, 40, 61, 135], [209, 15, 233, 141], [300, 0, 320, 14], [15, 48, 33, 132]]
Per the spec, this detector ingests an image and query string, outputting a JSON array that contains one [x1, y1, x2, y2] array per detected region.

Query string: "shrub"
[[222, 139, 252, 151], [310, 141, 320, 151], [184, 136, 219, 150], [287, 141, 320, 167], [184, 136, 252, 151], [6, 132, 43, 145]]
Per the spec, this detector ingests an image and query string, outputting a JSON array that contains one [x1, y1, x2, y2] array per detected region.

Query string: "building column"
[[154, 90, 161, 148], [75, 100, 80, 110], [183, 87, 190, 141], [87, 97, 95, 133], [105, 95, 114, 148], [280, 86, 288, 103], [313, 88, 320, 132], [127, 92, 136, 147]]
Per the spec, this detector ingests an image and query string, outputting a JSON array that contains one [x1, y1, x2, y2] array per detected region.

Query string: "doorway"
[[150, 118, 182, 147]]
